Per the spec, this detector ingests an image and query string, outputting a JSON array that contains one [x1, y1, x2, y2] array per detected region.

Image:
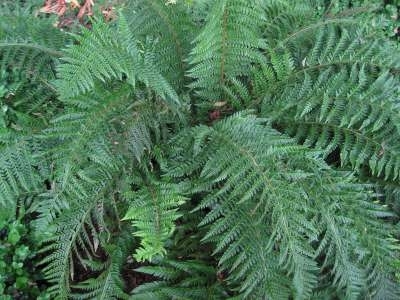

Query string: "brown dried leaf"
[[70, 0, 81, 9], [40, 0, 67, 16], [77, 0, 94, 20]]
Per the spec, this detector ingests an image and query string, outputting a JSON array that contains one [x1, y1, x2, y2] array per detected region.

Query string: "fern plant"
[[1, 0, 400, 299]]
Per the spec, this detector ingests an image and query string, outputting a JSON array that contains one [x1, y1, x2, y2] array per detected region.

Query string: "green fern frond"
[[213, 12, 400, 181], [56, 16, 180, 109], [38, 165, 121, 299], [55, 20, 135, 99], [0, 3, 66, 132], [377, 184, 400, 215], [44, 85, 131, 166], [2, 1, 400, 299], [0, 140, 40, 209], [35, 75, 180, 296], [258, 25, 400, 180], [126, 0, 194, 91], [132, 259, 226, 300], [34, 84, 166, 235], [38, 81, 175, 204], [123, 178, 186, 262], [262, 0, 320, 48], [33, 86, 129, 233], [0, 10, 65, 75], [188, 0, 266, 102], [70, 234, 133, 300]]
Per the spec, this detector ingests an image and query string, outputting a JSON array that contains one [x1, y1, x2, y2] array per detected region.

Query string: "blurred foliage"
[[0, 208, 51, 299]]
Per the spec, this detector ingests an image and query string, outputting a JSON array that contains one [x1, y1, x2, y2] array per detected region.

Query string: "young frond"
[[123, 179, 186, 262]]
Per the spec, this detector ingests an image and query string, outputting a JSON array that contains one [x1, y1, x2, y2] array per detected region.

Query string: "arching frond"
[[56, 16, 180, 109], [2, 1, 400, 299], [38, 164, 118, 298], [0, 139, 41, 210], [257, 24, 400, 181], [165, 113, 400, 299], [0, 12, 65, 75]]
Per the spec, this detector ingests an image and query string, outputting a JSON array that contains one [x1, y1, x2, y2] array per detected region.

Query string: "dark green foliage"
[[56, 16, 180, 108], [1, 0, 400, 299], [68, 233, 134, 300]]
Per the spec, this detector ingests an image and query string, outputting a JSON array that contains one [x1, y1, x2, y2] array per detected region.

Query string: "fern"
[[0, 2, 66, 102], [0, 140, 41, 210], [35, 85, 177, 298], [0, 2, 64, 219], [2, 0, 400, 299], [222, 3, 400, 181], [70, 233, 133, 300], [0, 12, 64, 74], [38, 163, 118, 296]]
